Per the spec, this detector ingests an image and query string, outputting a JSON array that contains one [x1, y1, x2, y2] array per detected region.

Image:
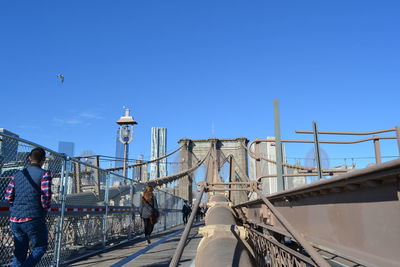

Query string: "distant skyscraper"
[[58, 141, 75, 157], [134, 157, 149, 182], [0, 128, 19, 164], [250, 136, 306, 194], [58, 141, 75, 174], [150, 127, 167, 179], [250, 137, 279, 194]]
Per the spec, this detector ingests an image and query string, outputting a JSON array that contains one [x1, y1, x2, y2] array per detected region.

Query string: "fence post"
[[53, 156, 69, 267], [173, 197, 176, 226], [178, 198, 182, 225], [93, 156, 100, 196], [102, 172, 110, 246], [395, 126, 400, 155], [274, 99, 285, 191], [73, 161, 81, 193], [373, 135, 382, 164], [175, 197, 178, 226], [128, 178, 134, 240], [254, 140, 261, 194], [163, 191, 167, 231]]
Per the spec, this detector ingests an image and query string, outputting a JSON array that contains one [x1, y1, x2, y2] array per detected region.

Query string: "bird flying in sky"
[[57, 74, 64, 83]]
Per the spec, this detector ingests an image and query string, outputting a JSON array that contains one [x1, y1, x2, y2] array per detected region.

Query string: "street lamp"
[[116, 108, 138, 179]]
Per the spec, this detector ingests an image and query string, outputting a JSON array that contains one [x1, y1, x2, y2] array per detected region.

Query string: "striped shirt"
[[5, 171, 52, 223]]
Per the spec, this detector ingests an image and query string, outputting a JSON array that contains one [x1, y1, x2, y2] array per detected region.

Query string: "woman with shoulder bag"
[[139, 186, 159, 244]]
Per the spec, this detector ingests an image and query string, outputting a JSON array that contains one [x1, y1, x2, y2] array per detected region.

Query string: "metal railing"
[[0, 133, 185, 267], [233, 159, 400, 266], [252, 186, 329, 267], [248, 125, 400, 193]]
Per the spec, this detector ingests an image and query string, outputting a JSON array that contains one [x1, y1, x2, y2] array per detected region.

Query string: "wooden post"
[[373, 136, 382, 164]]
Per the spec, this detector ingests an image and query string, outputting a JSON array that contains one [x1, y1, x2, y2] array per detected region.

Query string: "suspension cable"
[[242, 142, 316, 171], [106, 145, 183, 171], [142, 149, 211, 186]]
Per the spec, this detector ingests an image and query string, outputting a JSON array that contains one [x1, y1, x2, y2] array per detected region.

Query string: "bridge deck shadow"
[[67, 222, 204, 267]]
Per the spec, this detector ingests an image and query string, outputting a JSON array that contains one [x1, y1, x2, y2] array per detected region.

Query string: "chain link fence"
[[0, 133, 184, 266]]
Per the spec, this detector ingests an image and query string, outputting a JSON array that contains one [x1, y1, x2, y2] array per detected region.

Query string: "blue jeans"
[[10, 218, 48, 267]]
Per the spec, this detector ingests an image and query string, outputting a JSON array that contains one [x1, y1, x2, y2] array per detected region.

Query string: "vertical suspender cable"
[[312, 121, 323, 179], [169, 186, 205, 267]]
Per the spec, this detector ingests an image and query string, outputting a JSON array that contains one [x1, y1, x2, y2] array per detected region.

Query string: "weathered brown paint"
[[235, 159, 400, 267]]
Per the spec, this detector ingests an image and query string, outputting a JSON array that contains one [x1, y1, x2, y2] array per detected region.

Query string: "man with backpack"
[[5, 147, 52, 267]]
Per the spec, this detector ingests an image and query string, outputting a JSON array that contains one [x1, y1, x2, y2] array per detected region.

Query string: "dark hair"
[[29, 147, 46, 162]]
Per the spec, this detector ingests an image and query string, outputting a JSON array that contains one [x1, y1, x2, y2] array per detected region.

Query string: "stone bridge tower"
[[177, 137, 249, 203]]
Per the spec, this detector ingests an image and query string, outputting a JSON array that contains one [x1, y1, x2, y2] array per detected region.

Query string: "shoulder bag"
[[146, 199, 159, 225]]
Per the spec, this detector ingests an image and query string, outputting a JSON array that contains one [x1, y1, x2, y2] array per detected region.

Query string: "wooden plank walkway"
[[67, 222, 204, 267]]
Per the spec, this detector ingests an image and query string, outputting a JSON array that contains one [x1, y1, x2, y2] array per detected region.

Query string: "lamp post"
[[116, 108, 138, 179]]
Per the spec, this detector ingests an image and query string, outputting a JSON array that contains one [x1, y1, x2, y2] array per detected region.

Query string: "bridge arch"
[[177, 137, 249, 203]]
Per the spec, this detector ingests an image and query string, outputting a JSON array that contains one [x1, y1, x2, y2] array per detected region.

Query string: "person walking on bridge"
[[181, 200, 191, 224], [139, 186, 159, 244], [5, 147, 52, 267]]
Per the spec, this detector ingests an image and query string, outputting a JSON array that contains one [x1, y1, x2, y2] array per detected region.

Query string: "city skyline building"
[[150, 127, 167, 179], [58, 141, 75, 174], [58, 141, 75, 157], [0, 128, 19, 165], [133, 157, 149, 182], [250, 136, 306, 194]]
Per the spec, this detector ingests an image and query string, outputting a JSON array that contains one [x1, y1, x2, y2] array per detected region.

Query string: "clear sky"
[[1, 1, 399, 168]]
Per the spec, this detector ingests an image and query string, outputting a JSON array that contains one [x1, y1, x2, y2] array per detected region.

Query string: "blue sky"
[[1, 1, 399, 168]]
